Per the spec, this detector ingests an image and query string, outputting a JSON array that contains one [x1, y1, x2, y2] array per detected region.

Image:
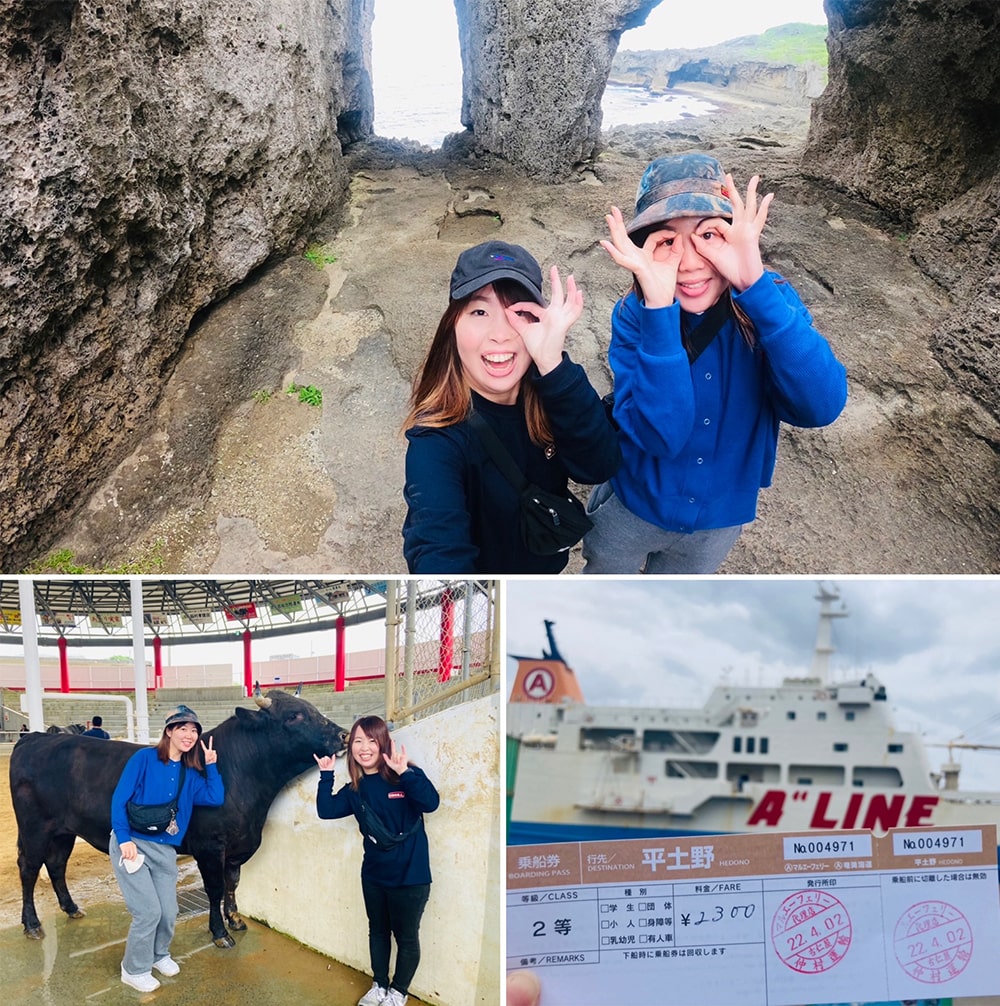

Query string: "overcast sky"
[[373, 0, 828, 68], [506, 578, 1000, 791]]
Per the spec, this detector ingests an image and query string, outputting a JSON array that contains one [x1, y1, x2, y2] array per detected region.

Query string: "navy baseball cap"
[[627, 152, 734, 243], [449, 241, 545, 304]]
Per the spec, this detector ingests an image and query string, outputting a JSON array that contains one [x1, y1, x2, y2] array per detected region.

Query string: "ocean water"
[[372, 81, 717, 149]]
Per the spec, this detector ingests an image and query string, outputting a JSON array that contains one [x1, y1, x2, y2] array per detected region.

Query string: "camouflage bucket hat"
[[626, 152, 733, 243], [164, 704, 202, 732]]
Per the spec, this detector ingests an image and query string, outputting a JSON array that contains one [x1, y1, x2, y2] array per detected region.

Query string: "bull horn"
[[253, 695, 272, 709]]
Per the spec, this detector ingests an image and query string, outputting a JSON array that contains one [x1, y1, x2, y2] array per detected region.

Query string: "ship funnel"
[[509, 621, 585, 705]]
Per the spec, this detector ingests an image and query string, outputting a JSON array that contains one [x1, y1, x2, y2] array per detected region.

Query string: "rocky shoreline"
[[44, 82, 1000, 574]]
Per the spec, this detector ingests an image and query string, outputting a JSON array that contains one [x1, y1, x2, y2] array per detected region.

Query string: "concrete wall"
[[238, 693, 501, 1006]]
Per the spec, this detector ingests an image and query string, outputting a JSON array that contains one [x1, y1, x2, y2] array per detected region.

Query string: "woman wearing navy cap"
[[584, 152, 847, 573], [402, 240, 620, 573], [110, 704, 224, 992]]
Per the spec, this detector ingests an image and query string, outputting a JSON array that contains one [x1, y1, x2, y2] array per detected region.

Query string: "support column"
[[437, 587, 454, 683], [243, 629, 253, 697], [153, 635, 163, 689], [58, 635, 70, 692], [129, 577, 150, 743], [18, 579, 45, 730], [335, 615, 346, 693]]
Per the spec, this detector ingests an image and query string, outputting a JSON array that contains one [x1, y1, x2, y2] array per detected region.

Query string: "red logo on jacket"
[[388, 790, 406, 799]]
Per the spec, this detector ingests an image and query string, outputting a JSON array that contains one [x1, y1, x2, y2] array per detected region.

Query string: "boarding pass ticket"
[[506, 825, 1000, 1006]]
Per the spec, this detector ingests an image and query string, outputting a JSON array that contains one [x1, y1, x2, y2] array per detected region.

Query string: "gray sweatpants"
[[110, 832, 179, 975], [581, 481, 742, 574]]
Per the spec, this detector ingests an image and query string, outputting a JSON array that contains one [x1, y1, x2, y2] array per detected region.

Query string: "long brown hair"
[[402, 280, 553, 447], [346, 715, 414, 791], [157, 724, 204, 770]]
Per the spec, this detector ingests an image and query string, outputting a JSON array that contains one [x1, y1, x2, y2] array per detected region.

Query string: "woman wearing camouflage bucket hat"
[[109, 704, 224, 992], [582, 152, 847, 573]]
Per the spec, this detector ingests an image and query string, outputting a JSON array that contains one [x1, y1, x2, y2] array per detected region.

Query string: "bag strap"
[[467, 411, 529, 493], [681, 293, 733, 364], [357, 789, 423, 845]]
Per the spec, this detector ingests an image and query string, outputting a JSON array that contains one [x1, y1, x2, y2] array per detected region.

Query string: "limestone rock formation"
[[612, 50, 824, 106], [0, 0, 369, 568], [452, 0, 660, 181], [806, 0, 1000, 422]]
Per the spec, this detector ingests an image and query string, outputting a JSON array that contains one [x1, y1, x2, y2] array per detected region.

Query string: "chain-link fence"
[[384, 580, 499, 723]]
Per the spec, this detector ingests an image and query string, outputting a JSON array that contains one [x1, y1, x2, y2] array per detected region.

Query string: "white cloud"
[[506, 578, 1000, 791]]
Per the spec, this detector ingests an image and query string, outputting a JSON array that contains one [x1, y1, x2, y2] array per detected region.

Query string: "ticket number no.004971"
[[506, 827, 999, 1006]]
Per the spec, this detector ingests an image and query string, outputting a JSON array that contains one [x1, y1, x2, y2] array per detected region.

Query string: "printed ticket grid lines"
[[506, 826, 1000, 1006]]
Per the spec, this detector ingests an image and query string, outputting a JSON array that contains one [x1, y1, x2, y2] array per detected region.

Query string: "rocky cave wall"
[[452, 0, 661, 180], [0, 0, 370, 568], [806, 0, 1000, 422], [4, 0, 1000, 569]]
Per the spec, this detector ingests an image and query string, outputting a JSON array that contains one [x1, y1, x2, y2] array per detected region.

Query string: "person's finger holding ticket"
[[506, 969, 541, 1006]]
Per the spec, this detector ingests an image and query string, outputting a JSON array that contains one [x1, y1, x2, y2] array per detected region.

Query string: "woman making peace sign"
[[110, 704, 224, 991], [316, 715, 440, 1006]]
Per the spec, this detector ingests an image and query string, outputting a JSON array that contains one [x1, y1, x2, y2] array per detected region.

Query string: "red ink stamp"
[[771, 890, 852, 973], [894, 900, 973, 984]]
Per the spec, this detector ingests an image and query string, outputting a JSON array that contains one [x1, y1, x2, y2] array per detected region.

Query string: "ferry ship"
[[506, 587, 1000, 847]]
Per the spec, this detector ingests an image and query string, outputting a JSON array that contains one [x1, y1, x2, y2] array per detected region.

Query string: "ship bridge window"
[[643, 729, 719, 754], [746, 737, 755, 754], [790, 764, 845, 786], [760, 737, 769, 754], [786, 711, 796, 721], [887, 743, 903, 754], [817, 711, 827, 721], [845, 711, 856, 721], [853, 766, 903, 788], [580, 727, 637, 751], [733, 737, 742, 753], [726, 762, 780, 784], [665, 760, 718, 779], [833, 742, 848, 752]]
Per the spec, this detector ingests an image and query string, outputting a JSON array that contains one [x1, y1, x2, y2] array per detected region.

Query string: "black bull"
[[10, 691, 347, 947]]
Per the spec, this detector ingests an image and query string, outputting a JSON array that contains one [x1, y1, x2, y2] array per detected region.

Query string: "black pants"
[[361, 878, 431, 996]]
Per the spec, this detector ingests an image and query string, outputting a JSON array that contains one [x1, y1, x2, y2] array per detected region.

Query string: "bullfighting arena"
[[0, 749, 429, 1004]]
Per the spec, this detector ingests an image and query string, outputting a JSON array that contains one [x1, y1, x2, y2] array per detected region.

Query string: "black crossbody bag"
[[358, 793, 424, 849], [127, 762, 186, 836], [467, 411, 593, 555]]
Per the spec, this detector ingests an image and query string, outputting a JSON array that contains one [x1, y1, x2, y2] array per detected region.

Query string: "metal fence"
[[384, 580, 500, 724]]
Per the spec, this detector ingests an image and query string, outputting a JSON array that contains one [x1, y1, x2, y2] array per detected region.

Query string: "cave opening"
[[371, 0, 463, 148], [610, 0, 828, 127]]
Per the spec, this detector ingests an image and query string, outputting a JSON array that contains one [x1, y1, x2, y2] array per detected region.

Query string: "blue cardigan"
[[111, 746, 224, 847], [609, 271, 847, 532], [403, 355, 621, 573]]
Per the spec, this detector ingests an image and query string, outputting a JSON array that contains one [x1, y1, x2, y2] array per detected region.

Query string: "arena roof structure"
[[0, 578, 477, 648]]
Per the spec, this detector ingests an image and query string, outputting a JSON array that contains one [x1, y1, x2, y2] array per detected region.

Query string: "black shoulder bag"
[[127, 762, 186, 836], [467, 411, 593, 555], [358, 793, 424, 850]]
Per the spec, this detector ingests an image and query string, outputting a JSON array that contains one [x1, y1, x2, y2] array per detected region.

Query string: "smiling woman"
[[400, 240, 621, 574]]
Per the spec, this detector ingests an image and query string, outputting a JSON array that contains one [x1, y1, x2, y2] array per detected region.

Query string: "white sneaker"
[[153, 955, 180, 976], [382, 989, 408, 1006], [358, 981, 389, 1006], [120, 966, 161, 992]]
